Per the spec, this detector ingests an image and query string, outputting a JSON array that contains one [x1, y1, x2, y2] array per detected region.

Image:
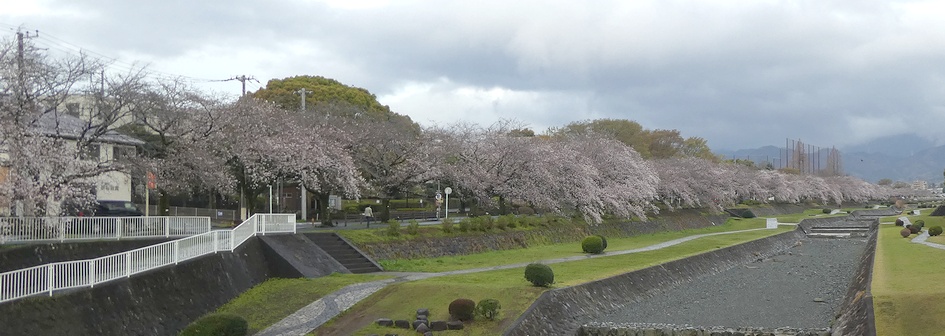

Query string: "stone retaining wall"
[[0, 238, 171, 272], [357, 210, 729, 260], [850, 208, 901, 218], [578, 323, 829, 336], [503, 228, 807, 336], [830, 220, 878, 336]]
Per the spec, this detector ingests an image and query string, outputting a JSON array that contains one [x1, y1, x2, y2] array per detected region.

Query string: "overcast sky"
[[3, 0, 945, 151]]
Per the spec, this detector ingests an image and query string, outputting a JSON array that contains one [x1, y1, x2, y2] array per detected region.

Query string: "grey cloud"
[[5, 0, 945, 150]]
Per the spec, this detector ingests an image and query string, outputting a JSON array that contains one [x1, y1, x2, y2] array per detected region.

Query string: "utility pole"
[[15, 29, 38, 111], [227, 75, 257, 96], [296, 88, 310, 110], [297, 87, 310, 221], [223, 75, 257, 220]]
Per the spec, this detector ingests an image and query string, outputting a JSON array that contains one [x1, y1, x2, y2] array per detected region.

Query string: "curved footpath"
[[255, 226, 785, 336], [911, 230, 945, 250]]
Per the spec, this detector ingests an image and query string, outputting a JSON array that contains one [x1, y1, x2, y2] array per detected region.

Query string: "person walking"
[[363, 206, 374, 226]]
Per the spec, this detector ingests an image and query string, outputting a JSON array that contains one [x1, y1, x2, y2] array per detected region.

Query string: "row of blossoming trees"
[[0, 36, 898, 221]]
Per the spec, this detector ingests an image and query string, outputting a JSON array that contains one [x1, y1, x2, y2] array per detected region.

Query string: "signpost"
[[435, 191, 442, 220], [444, 187, 452, 219]]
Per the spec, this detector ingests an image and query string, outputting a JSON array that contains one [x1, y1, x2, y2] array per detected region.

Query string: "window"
[[65, 103, 80, 117], [113, 146, 135, 160]]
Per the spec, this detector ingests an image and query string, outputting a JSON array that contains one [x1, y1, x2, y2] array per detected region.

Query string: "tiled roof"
[[33, 112, 144, 146]]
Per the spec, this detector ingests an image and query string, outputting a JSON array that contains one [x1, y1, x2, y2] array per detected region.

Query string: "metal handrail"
[[0, 216, 211, 244], [0, 213, 296, 304]]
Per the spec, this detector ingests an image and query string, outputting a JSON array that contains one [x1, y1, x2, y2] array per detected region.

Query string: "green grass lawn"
[[380, 217, 772, 272], [211, 274, 391, 334], [315, 226, 791, 335], [872, 224, 945, 336], [774, 208, 846, 223]]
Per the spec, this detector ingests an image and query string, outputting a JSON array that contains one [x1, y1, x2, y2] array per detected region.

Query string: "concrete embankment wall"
[[503, 228, 807, 336], [0, 237, 277, 336], [830, 221, 878, 336], [0, 239, 170, 273]]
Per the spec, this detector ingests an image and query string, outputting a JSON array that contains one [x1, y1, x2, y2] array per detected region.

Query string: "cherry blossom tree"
[[437, 121, 658, 223], [0, 35, 148, 216]]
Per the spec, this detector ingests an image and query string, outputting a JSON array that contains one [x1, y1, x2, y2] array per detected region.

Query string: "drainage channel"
[[580, 237, 869, 336]]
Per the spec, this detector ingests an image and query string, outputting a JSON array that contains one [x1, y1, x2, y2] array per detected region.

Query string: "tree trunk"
[[380, 198, 391, 222], [158, 189, 170, 216], [499, 196, 508, 215], [316, 192, 333, 226]]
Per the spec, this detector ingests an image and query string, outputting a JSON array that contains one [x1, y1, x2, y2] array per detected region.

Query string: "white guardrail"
[[0, 213, 296, 304], [0, 216, 211, 244]]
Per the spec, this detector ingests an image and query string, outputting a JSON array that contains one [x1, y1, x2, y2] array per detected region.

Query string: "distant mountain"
[[841, 134, 936, 158], [716, 143, 945, 185]]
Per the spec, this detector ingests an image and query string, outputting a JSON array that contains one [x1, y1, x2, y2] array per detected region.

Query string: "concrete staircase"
[[305, 233, 383, 273], [807, 224, 871, 238]]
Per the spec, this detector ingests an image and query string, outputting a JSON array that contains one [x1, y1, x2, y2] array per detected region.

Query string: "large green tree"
[[253, 75, 393, 119], [252, 75, 424, 224], [549, 118, 712, 159]]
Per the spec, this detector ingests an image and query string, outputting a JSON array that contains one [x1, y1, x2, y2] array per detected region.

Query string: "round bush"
[[475, 298, 502, 321], [895, 218, 904, 226], [582, 236, 605, 254], [524, 263, 554, 287], [179, 313, 248, 336], [596, 235, 608, 250], [915, 220, 926, 229], [448, 298, 476, 321], [909, 225, 921, 234], [930, 226, 944, 236], [822, 208, 832, 214], [901, 228, 913, 238]]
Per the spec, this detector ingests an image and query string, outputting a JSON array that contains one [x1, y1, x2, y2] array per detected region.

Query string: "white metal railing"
[[0, 213, 296, 304], [0, 216, 211, 244]]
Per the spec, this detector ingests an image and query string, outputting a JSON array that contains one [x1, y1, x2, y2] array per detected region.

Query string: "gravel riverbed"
[[592, 237, 868, 329]]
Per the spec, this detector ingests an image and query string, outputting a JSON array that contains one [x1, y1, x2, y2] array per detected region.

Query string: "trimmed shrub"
[[441, 217, 454, 233], [929, 226, 944, 236], [524, 263, 554, 287], [517, 206, 535, 215], [915, 220, 926, 229], [179, 313, 248, 336], [448, 298, 476, 321], [386, 220, 400, 236], [895, 218, 904, 226], [475, 298, 501, 321], [582, 236, 605, 254], [406, 220, 420, 235], [597, 235, 608, 250], [822, 208, 832, 214], [910, 225, 921, 234], [901, 228, 912, 238]]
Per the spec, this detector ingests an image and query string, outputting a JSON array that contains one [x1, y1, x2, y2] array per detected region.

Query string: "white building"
[[0, 112, 143, 215]]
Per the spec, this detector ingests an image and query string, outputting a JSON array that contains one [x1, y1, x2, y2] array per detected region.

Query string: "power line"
[[5, 26, 234, 85]]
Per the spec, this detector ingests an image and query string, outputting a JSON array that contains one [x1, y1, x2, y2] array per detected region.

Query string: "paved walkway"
[[911, 230, 945, 250], [256, 226, 782, 336]]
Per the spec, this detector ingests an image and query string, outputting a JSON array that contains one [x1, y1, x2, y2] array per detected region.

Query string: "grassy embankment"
[[206, 216, 794, 335], [873, 212, 945, 335], [210, 274, 393, 335], [314, 218, 791, 335]]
